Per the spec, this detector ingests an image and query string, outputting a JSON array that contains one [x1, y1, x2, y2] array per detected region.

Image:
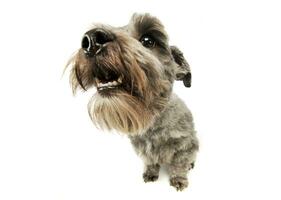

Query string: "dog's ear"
[[170, 46, 192, 87]]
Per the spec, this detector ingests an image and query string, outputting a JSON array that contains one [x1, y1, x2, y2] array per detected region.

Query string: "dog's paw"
[[170, 177, 188, 191], [143, 172, 159, 183], [189, 162, 195, 170]]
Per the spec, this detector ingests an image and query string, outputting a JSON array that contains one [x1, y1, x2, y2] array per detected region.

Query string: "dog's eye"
[[140, 35, 155, 48]]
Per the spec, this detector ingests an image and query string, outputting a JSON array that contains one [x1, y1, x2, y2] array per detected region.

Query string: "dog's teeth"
[[97, 80, 120, 90], [117, 77, 122, 83], [112, 81, 118, 86]]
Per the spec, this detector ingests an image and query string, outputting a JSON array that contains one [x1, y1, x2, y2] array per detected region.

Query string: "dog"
[[66, 13, 199, 191]]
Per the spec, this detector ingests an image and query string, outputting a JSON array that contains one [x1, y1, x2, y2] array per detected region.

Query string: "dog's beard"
[[88, 90, 155, 134]]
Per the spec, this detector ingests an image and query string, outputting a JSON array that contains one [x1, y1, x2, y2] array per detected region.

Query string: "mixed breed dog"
[[66, 13, 199, 191]]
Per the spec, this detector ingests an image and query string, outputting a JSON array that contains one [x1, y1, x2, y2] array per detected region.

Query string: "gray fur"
[[67, 13, 199, 191], [129, 94, 198, 191]]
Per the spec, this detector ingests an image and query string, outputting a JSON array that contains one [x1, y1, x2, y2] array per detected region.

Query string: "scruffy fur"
[[66, 13, 198, 191]]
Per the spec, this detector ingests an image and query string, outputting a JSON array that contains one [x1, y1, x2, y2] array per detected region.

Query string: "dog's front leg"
[[143, 163, 160, 183], [167, 162, 189, 191], [167, 150, 196, 191]]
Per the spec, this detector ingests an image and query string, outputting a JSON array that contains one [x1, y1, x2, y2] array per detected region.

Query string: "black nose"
[[81, 29, 113, 56], [81, 34, 92, 52]]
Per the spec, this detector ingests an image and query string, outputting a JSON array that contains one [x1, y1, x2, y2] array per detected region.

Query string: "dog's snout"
[[94, 30, 112, 45], [81, 34, 92, 52], [81, 29, 113, 56]]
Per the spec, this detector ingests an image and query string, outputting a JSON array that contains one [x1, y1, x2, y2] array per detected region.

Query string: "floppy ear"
[[170, 46, 192, 87]]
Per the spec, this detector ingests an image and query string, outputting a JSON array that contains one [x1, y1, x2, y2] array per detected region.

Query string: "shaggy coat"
[[67, 13, 199, 191]]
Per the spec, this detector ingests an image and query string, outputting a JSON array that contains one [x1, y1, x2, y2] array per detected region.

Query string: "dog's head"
[[67, 13, 191, 134]]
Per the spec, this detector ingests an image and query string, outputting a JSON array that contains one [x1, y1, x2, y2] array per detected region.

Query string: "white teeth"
[[112, 81, 118, 86], [96, 77, 122, 90], [117, 77, 122, 83]]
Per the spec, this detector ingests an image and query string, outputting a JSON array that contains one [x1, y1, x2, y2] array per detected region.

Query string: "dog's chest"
[[129, 131, 175, 164]]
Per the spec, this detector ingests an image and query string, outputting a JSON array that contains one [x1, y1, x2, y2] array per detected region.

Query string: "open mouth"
[[96, 76, 123, 91], [92, 65, 124, 92]]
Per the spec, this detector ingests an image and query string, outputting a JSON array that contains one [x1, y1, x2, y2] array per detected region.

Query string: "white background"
[[0, 0, 281, 199]]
